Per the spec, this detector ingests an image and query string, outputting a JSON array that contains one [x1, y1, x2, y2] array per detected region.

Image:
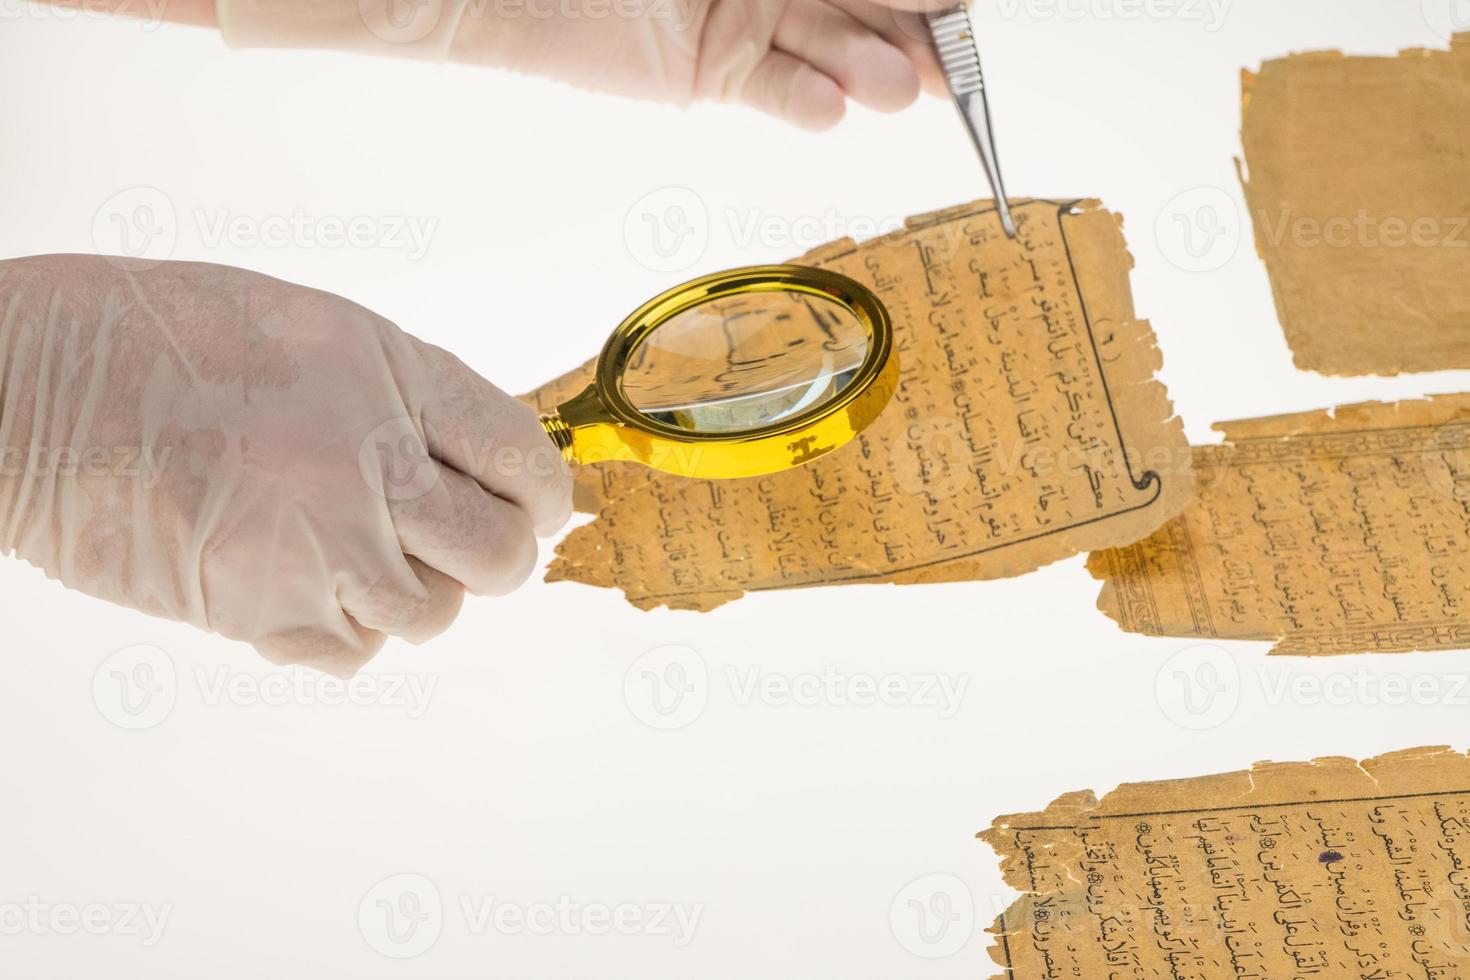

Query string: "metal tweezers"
[[927, 6, 1017, 238]]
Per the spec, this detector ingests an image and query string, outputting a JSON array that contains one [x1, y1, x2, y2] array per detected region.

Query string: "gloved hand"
[[0, 255, 571, 676], [216, 0, 947, 130]]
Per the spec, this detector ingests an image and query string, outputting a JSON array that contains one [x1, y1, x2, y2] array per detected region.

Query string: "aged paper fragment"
[[1090, 395, 1470, 655], [1240, 34, 1470, 375], [527, 199, 1193, 610], [981, 746, 1470, 980]]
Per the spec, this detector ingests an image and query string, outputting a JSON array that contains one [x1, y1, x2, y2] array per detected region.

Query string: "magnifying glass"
[[539, 265, 898, 480]]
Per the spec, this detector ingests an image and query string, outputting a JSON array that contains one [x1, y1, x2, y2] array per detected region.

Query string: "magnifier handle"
[[539, 413, 576, 462]]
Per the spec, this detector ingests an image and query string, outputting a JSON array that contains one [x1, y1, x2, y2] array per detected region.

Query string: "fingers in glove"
[[342, 556, 466, 645], [409, 342, 573, 537], [254, 615, 386, 680], [826, 0, 948, 96], [387, 465, 540, 597], [859, 0, 965, 11], [739, 49, 846, 131], [774, 0, 921, 112]]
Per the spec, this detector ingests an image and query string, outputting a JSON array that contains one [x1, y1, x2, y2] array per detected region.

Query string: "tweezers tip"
[[998, 203, 1018, 238]]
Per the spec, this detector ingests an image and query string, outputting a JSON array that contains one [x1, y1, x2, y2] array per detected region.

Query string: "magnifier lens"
[[620, 290, 869, 434]]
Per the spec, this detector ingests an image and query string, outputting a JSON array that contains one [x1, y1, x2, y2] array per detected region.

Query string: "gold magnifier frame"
[[540, 264, 898, 480]]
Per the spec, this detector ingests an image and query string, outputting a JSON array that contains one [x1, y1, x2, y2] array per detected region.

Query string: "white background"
[[2, 1, 1469, 976]]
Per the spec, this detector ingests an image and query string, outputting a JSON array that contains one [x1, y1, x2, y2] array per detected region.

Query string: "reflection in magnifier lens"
[[620, 290, 870, 434]]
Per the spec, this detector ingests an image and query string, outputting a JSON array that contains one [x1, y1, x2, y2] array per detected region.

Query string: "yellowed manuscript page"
[[1240, 35, 1470, 375], [1090, 395, 1470, 655], [982, 746, 1470, 979], [528, 199, 1193, 610]]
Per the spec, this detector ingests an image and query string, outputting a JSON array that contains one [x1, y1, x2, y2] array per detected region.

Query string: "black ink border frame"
[[634, 199, 1167, 602]]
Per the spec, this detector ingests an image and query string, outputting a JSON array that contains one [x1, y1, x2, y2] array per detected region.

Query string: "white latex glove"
[[0, 255, 571, 677], [216, 0, 947, 130]]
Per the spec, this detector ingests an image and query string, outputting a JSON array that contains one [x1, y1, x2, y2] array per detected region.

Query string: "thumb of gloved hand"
[[0, 255, 571, 677]]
